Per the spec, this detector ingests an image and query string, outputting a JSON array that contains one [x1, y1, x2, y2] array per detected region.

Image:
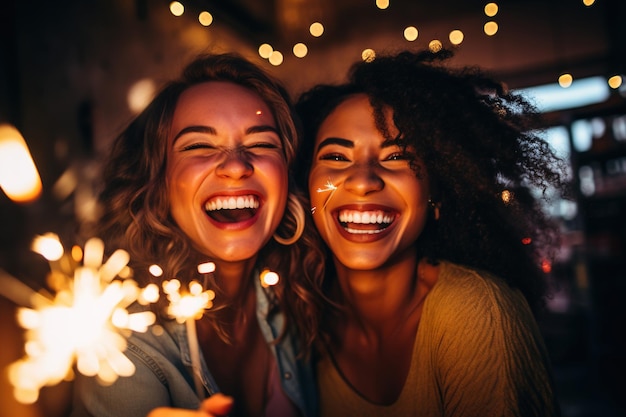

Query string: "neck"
[[211, 257, 258, 299], [333, 249, 420, 334]]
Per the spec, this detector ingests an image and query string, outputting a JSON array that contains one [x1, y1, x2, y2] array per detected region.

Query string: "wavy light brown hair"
[[94, 53, 325, 350], [296, 49, 570, 316]]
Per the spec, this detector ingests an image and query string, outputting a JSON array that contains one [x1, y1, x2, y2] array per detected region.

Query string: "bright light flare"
[[260, 269, 280, 287], [163, 279, 215, 323], [0, 124, 42, 203], [5, 236, 157, 403]]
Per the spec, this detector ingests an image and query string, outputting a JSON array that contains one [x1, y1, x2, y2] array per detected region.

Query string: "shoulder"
[[425, 261, 536, 331]]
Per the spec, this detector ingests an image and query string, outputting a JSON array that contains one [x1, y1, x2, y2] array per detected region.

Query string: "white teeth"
[[205, 195, 260, 211], [344, 227, 385, 235], [338, 210, 394, 225]]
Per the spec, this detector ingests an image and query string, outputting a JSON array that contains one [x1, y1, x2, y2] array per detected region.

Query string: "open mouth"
[[204, 195, 260, 223], [337, 209, 396, 235]]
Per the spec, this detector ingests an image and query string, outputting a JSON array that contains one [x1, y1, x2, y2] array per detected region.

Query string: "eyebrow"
[[172, 124, 279, 144], [316, 136, 404, 153], [316, 137, 353, 153]]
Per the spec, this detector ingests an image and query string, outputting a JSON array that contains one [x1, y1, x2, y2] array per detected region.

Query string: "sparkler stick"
[[162, 262, 216, 399], [1, 234, 158, 404]]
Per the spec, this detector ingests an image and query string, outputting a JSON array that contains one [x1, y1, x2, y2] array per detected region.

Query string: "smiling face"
[[308, 94, 430, 271], [166, 81, 288, 263]]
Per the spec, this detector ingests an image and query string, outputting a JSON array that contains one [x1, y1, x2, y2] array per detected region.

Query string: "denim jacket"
[[71, 275, 318, 417]]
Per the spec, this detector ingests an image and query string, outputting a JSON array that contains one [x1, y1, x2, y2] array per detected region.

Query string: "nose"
[[343, 164, 384, 196], [215, 151, 253, 179]]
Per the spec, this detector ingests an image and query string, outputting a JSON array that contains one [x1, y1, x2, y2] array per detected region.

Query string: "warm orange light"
[[0, 124, 42, 203], [258, 43, 273, 59], [293, 43, 308, 58], [269, 50, 284, 66], [484, 21, 498, 36], [449, 30, 464, 45], [309, 22, 324, 37], [484, 3, 499, 17], [558, 73, 573, 88], [404, 26, 418, 41], [198, 11, 213, 26], [608, 75, 623, 89], [428, 40, 443, 52], [169, 1, 184, 16], [361, 48, 376, 62]]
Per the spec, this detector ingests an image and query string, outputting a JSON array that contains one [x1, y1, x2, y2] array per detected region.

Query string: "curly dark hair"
[[94, 53, 325, 350], [295, 49, 569, 316]]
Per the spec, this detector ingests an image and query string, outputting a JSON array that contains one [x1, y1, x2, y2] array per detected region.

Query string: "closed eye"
[[248, 142, 280, 149], [181, 142, 215, 151]]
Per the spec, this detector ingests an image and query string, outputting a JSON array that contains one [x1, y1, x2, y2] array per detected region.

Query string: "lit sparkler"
[[161, 262, 216, 398], [313, 179, 338, 213], [2, 234, 157, 404]]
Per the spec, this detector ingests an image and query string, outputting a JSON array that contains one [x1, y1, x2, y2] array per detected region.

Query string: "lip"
[[203, 190, 264, 230], [331, 203, 399, 243]]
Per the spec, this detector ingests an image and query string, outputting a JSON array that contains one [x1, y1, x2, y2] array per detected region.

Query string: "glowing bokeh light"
[[198, 11, 213, 26], [197, 262, 216, 274], [260, 270, 280, 287], [582, 0, 595, 6], [128, 78, 156, 114], [310, 22, 324, 37], [362, 48, 376, 62], [169, 1, 184, 16], [376, 0, 390, 9], [558, 73, 573, 88], [484, 21, 498, 36], [449, 29, 464, 45], [608, 75, 623, 89], [293, 42, 308, 58], [31, 233, 64, 261], [269, 50, 284, 66], [485, 3, 498, 17], [428, 40, 443, 52], [404, 26, 418, 41], [501, 190, 512, 204], [148, 264, 163, 277], [163, 279, 215, 323], [0, 124, 42, 203], [258, 43, 273, 59]]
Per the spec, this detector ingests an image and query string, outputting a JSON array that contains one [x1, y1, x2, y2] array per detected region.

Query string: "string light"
[[198, 11, 213, 26], [309, 22, 324, 37], [404, 26, 418, 42], [169, 1, 184, 16], [293, 43, 308, 58]]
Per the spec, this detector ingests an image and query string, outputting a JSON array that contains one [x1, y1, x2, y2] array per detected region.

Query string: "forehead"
[[173, 81, 275, 125], [316, 94, 396, 143]]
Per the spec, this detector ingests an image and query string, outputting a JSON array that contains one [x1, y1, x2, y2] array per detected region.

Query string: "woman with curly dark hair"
[[71, 53, 324, 417], [295, 49, 566, 416]]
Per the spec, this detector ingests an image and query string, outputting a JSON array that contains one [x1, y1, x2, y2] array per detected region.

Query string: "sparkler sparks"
[[162, 265, 216, 398], [2, 234, 157, 404], [313, 179, 338, 213]]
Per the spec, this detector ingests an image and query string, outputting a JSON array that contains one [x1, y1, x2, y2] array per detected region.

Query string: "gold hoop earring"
[[273, 194, 305, 245]]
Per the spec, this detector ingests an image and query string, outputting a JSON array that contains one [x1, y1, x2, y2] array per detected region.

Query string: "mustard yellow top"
[[317, 262, 559, 417]]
